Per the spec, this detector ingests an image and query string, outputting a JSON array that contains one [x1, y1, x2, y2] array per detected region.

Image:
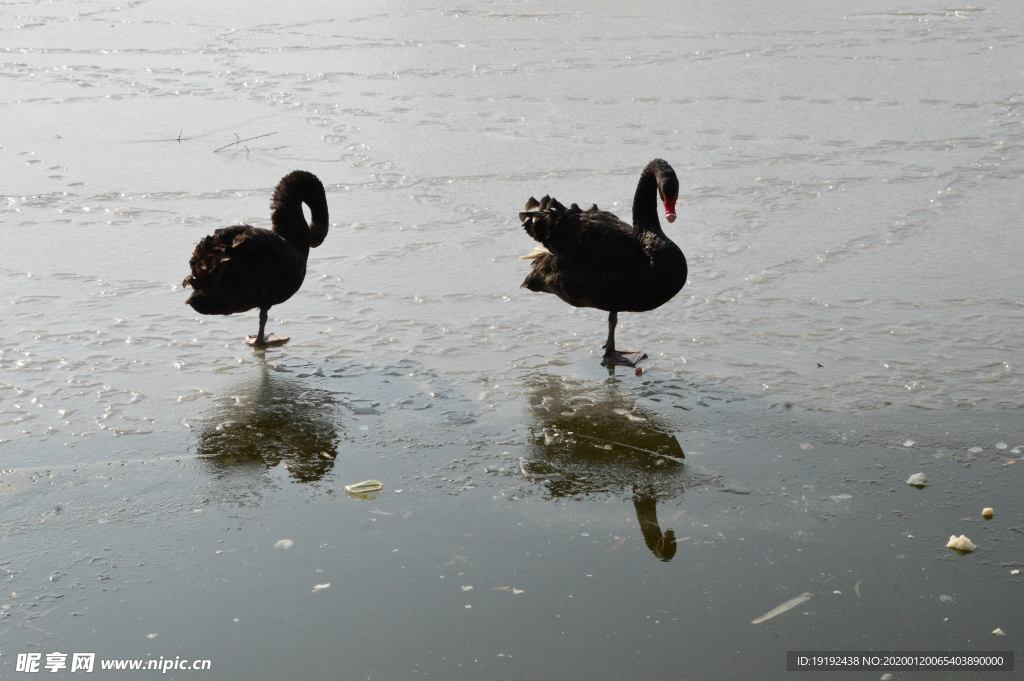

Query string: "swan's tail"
[[519, 246, 550, 261]]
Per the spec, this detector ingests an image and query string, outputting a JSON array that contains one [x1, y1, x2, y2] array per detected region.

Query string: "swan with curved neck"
[[182, 170, 329, 347], [519, 159, 686, 365]]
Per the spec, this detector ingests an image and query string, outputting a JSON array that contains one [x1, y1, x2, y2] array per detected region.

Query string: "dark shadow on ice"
[[523, 375, 716, 561], [195, 365, 340, 483]]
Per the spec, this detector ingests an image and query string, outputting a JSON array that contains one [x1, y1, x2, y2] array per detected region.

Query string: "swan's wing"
[[183, 225, 298, 292], [520, 196, 645, 268]]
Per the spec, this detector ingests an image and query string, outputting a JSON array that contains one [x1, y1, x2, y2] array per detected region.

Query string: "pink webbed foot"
[[245, 333, 290, 347]]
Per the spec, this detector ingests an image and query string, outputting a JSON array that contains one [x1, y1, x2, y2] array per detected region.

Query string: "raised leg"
[[246, 308, 289, 346], [600, 311, 647, 365]]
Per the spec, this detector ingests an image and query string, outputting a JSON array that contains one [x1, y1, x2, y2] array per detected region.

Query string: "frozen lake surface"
[[2, 0, 1022, 678]]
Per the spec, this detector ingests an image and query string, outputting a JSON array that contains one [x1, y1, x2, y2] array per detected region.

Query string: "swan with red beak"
[[519, 159, 687, 366]]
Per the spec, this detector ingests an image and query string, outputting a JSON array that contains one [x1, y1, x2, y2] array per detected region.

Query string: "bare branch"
[[214, 132, 278, 153]]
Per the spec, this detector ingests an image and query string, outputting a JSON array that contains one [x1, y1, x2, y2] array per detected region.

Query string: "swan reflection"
[[195, 366, 340, 483], [524, 375, 708, 561]]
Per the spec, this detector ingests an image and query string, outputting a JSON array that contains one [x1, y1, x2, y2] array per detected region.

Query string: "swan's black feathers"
[[183, 225, 305, 315], [519, 160, 687, 316], [520, 197, 664, 312], [523, 196, 637, 259], [183, 170, 329, 329]]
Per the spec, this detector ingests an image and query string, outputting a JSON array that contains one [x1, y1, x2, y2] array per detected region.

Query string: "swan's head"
[[307, 191, 330, 248], [651, 159, 679, 224], [662, 196, 677, 223], [309, 220, 329, 248], [658, 184, 678, 224]]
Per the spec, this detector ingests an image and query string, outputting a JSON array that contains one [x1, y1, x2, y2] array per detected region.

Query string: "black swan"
[[182, 170, 329, 347], [519, 158, 686, 365]]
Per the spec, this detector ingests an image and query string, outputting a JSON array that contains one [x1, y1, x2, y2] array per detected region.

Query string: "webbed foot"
[[246, 333, 290, 347]]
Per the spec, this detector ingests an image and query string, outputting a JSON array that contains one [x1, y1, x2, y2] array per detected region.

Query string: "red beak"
[[664, 198, 677, 223]]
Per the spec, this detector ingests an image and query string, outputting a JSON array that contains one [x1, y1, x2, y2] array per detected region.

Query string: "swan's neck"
[[272, 204, 311, 256], [270, 171, 329, 255], [631, 169, 663, 235]]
